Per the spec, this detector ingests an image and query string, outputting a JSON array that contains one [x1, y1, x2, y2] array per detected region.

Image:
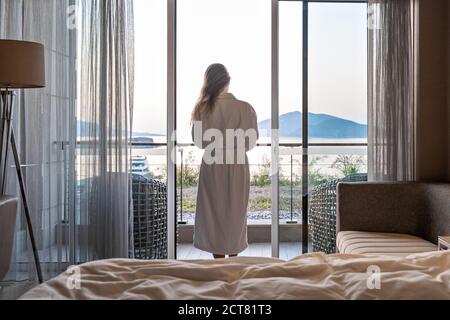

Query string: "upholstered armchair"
[[0, 196, 18, 280], [336, 183, 450, 256]]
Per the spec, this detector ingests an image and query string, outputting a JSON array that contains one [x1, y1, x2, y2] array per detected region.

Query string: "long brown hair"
[[191, 64, 231, 122]]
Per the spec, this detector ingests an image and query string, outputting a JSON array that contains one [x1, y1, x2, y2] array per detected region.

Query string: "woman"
[[191, 64, 259, 259]]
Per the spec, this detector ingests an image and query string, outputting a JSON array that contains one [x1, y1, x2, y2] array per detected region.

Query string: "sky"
[[133, 0, 367, 142]]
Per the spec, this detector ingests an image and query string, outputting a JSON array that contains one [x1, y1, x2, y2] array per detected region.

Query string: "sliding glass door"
[[131, 0, 169, 260], [307, 1, 368, 253], [132, 0, 167, 187], [176, 0, 273, 259], [132, 0, 368, 260], [278, 0, 303, 259], [278, 0, 368, 254]]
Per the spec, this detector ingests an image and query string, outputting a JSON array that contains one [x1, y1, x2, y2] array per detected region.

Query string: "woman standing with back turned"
[[191, 64, 259, 259]]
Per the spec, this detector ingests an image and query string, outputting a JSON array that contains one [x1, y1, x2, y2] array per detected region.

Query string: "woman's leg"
[[213, 254, 225, 259]]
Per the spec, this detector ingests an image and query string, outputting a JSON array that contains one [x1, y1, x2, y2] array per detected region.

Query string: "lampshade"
[[0, 40, 45, 89]]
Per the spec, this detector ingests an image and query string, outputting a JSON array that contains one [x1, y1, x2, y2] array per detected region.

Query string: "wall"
[[448, 1, 450, 182], [416, 0, 449, 182]]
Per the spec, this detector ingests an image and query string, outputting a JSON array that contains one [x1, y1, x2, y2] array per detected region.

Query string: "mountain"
[[78, 113, 367, 140], [77, 120, 164, 138], [258, 112, 367, 139]]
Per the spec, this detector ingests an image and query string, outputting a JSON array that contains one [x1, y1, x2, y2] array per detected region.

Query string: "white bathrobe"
[[192, 92, 258, 255]]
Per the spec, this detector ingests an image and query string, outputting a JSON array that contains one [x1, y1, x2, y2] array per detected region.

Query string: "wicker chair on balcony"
[[131, 174, 168, 260], [309, 173, 368, 254]]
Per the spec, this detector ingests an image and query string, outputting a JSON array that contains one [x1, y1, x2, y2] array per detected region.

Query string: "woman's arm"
[[245, 104, 259, 152], [191, 122, 205, 150]]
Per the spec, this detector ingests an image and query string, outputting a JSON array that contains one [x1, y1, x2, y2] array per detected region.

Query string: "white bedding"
[[21, 251, 450, 300]]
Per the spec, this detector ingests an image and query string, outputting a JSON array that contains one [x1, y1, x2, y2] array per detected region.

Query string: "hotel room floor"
[[178, 242, 304, 260]]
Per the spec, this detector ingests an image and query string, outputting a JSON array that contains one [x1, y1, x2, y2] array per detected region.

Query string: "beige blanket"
[[21, 251, 450, 300]]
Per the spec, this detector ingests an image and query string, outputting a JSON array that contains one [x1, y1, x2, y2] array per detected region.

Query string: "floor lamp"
[[0, 40, 45, 284]]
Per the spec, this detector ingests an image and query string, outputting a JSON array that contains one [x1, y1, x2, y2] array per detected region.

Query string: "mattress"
[[20, 251, 450, 300]]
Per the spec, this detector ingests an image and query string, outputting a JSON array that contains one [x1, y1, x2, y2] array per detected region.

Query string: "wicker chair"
[[309, 173, 367, 254], [131, 174, 168, 260]]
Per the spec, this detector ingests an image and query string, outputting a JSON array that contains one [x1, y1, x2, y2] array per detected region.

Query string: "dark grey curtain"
[[368, 0, 416, 181]]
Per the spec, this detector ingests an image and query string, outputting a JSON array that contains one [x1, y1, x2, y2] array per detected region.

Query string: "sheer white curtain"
[[368, 0, 416, 182], [0, 0, 24, 282], [0, 0, 75, 281], [0, 0, 22, 39], [0, 0, 134, 282], [75, 0, 134, 262]]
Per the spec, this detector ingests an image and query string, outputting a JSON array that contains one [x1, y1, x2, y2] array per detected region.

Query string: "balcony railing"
[[131, 142, 368, 226]]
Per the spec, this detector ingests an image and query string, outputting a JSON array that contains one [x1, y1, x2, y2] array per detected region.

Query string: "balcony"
[[131, 141, 367, 259]]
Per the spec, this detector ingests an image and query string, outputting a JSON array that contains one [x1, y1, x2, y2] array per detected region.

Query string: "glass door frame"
[[166, 0, 368, 259], [271, 0, 280, 258], [279, 0, 368, 255]]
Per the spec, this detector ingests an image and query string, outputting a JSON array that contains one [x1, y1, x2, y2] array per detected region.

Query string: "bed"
[[20, 251, 450, 300]]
